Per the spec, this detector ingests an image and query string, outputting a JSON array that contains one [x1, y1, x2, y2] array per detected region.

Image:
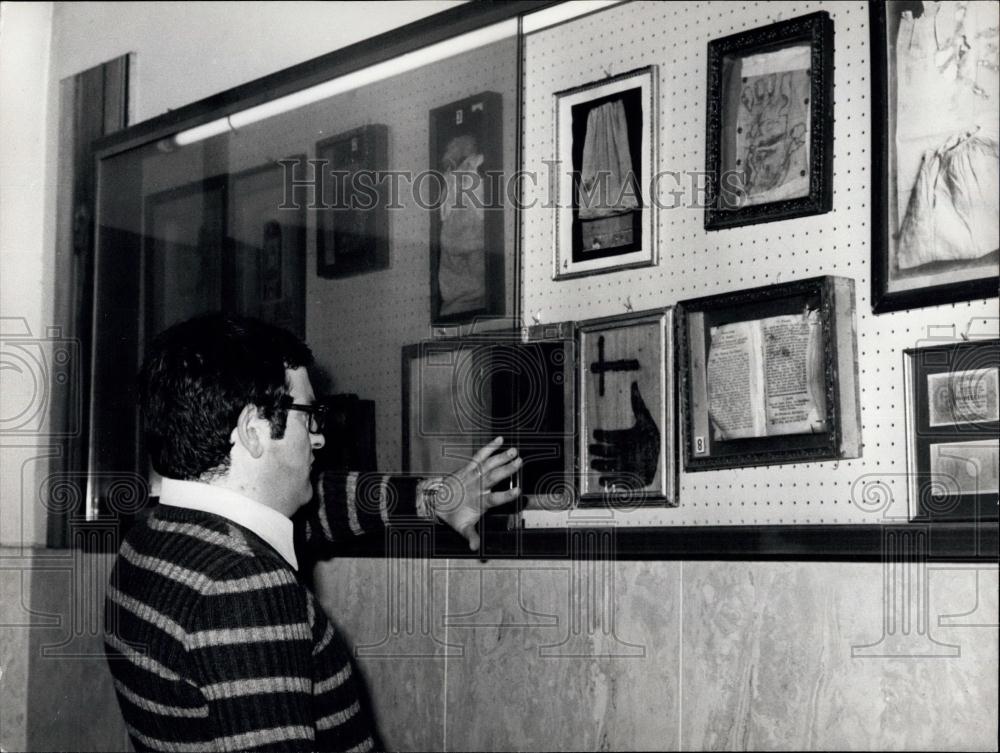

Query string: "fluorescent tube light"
[[173, 18, 517, 147], [521, 0, 624, 34]]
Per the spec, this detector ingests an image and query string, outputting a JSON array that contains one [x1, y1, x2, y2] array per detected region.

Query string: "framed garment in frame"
[[870, 1, 1000, 313], [577, 308, 676, 507], [554, 66, 657, 279], [316, 124, 390, 278], [678, 276, 861, 471], [428, 92, 504, 325], [903, 339, 1000, 521], [228, 158, 306, 338], [704, 11, 834, 230]]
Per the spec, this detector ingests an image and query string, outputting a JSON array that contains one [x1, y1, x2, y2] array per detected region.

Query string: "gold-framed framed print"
[[577, 307, 676, 507], [554, 66, 658, 280], [704, 11, 834, 230], [870, 1, 1000, 314], [903, 339, 1000, 521]]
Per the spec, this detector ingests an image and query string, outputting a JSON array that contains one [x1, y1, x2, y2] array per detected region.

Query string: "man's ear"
[[232, 404, 267, 459]]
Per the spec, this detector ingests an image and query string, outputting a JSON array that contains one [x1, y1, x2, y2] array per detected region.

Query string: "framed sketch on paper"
[[576, 308, 676, 507], [870, 2, 1000, 313], [428, 92, 504, 325], [704, 12, 834, 230], [316, 124, 389, 278], [228, 159, 306, 338], [554, 66, 658, 279], [678, 276, 861, 471], [903, 339, 1000, 521]]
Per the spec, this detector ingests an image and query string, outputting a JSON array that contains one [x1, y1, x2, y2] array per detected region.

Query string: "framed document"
[[704, 12, 834, 230], [316, 125, 389, 278], [576, 308, 676, 506], [554, 66, 657, 279], [428, 92, 504, 325], [903, 339, 1000, 521], [401, 336, 569, 497], [870, 2, 999, 313], [678, 276, 861, 471]]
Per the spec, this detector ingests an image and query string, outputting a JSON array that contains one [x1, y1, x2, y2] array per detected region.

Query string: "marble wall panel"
[[681, 561, 999, 752], [313, 554, 449, 752], [1, 553, 34, 753], [24, 552, 129, 752], [443, 555, 681, 752]]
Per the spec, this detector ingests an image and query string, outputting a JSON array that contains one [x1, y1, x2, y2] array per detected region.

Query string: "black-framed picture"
[[316, 124, 389, 278], [678, 276, 861, 471], [143, 176, 227, 340], [401, 337, 569, 497], [228, 158, 306, 338], [704, 11, 834, 230], [870, 2, 999, 314], [904, 339, 1000, 522], [554, 66, 658, 279], [428, 92, 504, 325], [577, 308, 676, 506]]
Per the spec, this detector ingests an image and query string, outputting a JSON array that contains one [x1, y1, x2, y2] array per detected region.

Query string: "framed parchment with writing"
[[870, 1, 1000, 313], [704, 11, 834, 230], [903, 339, 1000, 521], [678, 276, 860, 471]]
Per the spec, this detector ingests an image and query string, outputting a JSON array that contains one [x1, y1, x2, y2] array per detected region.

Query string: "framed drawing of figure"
[[871, 1, 1000, 313], [428, 92, 504, 325], [554, 66, 658, 279], [704, 12, 834, 230]]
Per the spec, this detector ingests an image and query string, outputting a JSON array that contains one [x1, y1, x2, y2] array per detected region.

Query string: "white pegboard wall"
[[519, 0, 999, 528]]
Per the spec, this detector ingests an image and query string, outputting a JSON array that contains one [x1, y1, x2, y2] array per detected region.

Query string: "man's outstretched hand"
[[431, 437, 521, 551], [588, 382, 660, 489]]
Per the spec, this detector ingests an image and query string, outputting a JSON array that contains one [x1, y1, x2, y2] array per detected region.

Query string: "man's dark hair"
[[138, 313, 314, 481]]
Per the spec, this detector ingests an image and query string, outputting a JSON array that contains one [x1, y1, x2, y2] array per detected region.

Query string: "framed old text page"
[[870, 1, 999, 313], [704, 12, 834, 230], [904, 339, 1000, 521], [679, 276, 860, 471], [554, 66, 658, 279]]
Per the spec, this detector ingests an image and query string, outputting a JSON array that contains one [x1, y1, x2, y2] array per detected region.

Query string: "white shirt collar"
[[158, 478, 298, 571]]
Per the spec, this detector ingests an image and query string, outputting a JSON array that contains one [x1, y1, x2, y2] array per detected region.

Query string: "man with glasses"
[[105, 313, 521, 752]]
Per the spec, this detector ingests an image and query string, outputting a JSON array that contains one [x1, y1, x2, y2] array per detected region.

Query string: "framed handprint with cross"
[[577, 308, 677, 507], [704, 11, 834, 230]]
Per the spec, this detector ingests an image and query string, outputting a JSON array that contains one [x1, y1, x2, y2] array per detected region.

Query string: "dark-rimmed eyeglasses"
[[286, 403, 328, 434]]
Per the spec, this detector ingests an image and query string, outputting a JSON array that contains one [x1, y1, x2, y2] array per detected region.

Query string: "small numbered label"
[[695, 436, 706, 454]]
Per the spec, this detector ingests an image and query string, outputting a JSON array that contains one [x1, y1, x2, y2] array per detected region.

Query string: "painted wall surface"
[[0, 2, 997, 753]]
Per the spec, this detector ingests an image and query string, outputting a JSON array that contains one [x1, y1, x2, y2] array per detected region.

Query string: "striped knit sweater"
[[105, 473, 430, 752]]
